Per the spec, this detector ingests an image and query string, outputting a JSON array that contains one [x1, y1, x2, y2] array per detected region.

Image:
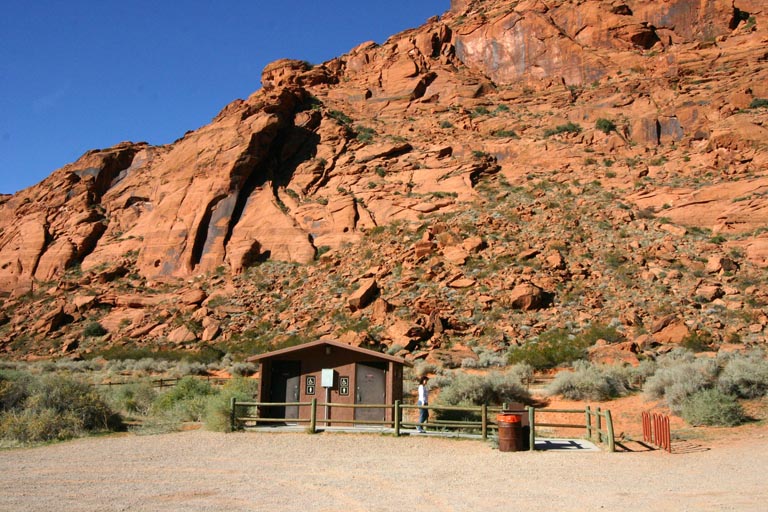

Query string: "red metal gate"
[[642, 411, 671, 453]]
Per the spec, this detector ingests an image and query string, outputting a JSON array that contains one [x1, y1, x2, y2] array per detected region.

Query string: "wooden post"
[[310, 398, 317, 433], [481, 404, 488, 440], [394, 401, 401, 437], [527, 406, 535, 451], [604, 409, 615, 453], [230, 397, 237, 432], [596, 406, 603, 443], [585, 405, 592, 440]]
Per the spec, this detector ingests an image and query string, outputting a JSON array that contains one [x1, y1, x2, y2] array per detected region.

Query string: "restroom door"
[[354, 362, 386, 423], [271, 361, 300, 421]]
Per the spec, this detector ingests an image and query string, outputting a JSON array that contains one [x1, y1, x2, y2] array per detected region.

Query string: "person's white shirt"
[[418, 383, 428, 405]]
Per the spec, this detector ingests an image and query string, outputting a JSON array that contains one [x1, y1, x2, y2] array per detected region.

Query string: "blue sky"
[[0, 1, 449, 194]]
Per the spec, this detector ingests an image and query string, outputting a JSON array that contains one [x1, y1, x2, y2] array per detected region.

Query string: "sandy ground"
[[0, 427, 767, 512]]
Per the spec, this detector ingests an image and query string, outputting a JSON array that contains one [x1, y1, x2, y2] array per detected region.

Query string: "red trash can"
[[497, 413, 523, 452]]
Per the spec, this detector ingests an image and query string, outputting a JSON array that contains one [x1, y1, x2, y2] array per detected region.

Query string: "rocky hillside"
[[1, 0, 767, 364]]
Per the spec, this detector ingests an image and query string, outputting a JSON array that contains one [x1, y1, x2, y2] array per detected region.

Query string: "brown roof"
[[245, 338, 413, 366]]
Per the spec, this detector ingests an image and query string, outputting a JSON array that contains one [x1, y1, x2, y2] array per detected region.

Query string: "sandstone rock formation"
[[0, 0, 766, 364]]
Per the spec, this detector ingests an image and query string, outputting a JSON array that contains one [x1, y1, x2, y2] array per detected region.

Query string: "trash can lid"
[[496, 413, 522, 423]]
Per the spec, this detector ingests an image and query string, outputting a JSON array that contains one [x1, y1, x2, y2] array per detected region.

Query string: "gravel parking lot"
[[1, 429, 766, 511]]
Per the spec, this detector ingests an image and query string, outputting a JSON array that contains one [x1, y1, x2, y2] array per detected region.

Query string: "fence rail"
[[642, 411, 672, 452], [96, 375, 232, 389], [231, 399, 616, 452]]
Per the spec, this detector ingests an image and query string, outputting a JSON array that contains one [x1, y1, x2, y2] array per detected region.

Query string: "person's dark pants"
[[419, 405, 428, 428]]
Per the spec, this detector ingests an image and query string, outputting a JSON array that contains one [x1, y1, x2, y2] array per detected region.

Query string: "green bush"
[[328, 109, 353, 126], [204, 378, 259, 432], [681, 389, 746, 426], [682, 331, 715, 352], [102, 380, 158, 417], [508, 328, 594, 370], [355, 126, 376, 143], [544, 122, 582, 137], [151, 376, 214, 422], [491, 129, 518, 138], [595, 118, 617, 134], [749, 98, 768, 109], [0, 370, 33, 411], [717, 351, 768, 398], [83, 321, 107, 337], [546, 361, 632, 400]]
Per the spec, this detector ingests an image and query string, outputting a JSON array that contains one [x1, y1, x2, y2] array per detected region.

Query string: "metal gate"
[[354, 362, 387, 423]]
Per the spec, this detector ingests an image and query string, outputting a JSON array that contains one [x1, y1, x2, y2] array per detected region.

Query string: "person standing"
[[417, 376, 429, 433]]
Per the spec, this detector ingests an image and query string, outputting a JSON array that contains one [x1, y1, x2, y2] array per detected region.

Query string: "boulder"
[[443, 246, 469, 265], [180, 289, 207, 306], [654, 321, 690, 344], [506, 283, 548, 311], [167, 325, 198, 344], [705, 256, 739, 274], [348, 279, 378, 311], [588, 340, 640, 365]]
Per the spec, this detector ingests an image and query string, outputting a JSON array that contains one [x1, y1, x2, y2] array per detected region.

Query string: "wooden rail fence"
[[230, 399, 616, 452], [96, 375, 232, 389]]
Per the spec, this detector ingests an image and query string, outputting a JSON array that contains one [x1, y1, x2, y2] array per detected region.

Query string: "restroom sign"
[[339, 376, 350, 396], [305, 375, 316, 395]]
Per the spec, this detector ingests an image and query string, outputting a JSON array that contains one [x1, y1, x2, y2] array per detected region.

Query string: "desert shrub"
[[717, 351, 768, 398], [102, 380, 158, 417], [355, 125, 376, 143], [83, 321, 107, 337], [437, 370, 533, 409], [749, 98, 768, 109], [230, 362, 258, 377], [0, 373, 121, 444], [328, 109, 352, 125], [508, 328, 593, 370], [583, 323, 624, 344], [204, 377, 259, 432], [680, 389, 746, 426], [412, 361, 439, 380], [477, 349, 508, 368], [169, 361, 209, 377], [52, 359, 104, 373], [151, 376, 214, 422], [595, 118, 617, 134], [107, 357, 172, 375], [505, 363, 535, 386], [682, 330, 715, 352], [544, 122, 582, 137], [643, 354, 718, 414], [0, 408, 84, 444], [0, 370, 33, 411], [547, 361, 633, 400], [491, 129, 518, 138]]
